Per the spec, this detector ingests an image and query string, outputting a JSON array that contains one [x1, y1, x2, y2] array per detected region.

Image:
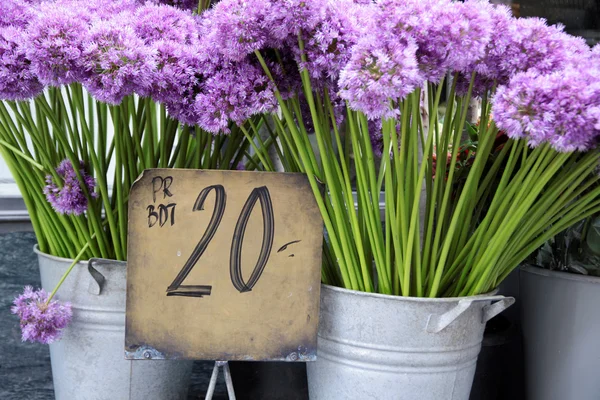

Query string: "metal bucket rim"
[[321, 283, 498, 303], [521, 264, 600, 284], [33, 245, 127, 267]]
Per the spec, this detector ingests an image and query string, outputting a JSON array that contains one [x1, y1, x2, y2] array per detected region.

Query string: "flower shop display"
[[520, 214, 600, 400], [1, 0, 276, 398], [3, 0, 600, 398], [192, 0, 599, 398]]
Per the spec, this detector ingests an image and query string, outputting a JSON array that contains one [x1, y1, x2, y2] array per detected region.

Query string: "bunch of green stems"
[[254, 41, 600, 297], [0, 84, 273, 261]]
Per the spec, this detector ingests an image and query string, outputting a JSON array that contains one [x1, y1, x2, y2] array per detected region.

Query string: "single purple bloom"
[[0, 0, 37, 29], [373, 0, 494, 84], [24, 3, 91, 86], [143, 0, 198, 11], [11, 286, 72, 344], [200, 0, 274, 63], [0, 26, 44, 101], [80, 18, 156, 104], [292, 0, 367, 84], [458, 12, 589, 96], [192, 60, 277, 133], [339, 33, 422, 119], [44, 159, 98, 216], [492, 56, 600, 152], [132, 3, 201, 46], [54, 0, 141, 20]]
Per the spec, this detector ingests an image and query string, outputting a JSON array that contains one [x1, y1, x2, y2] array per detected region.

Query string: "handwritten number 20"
[[166, 185, 275, 297]]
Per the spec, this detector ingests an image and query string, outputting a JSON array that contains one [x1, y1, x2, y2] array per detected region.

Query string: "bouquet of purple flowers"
[[187, 0, 600, 298], [3, 0, 600, 343], [2, 0, 279, 343]]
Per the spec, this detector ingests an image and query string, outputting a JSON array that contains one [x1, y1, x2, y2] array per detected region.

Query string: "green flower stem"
[[402, 82, 444, 297], [253, 48, 359, 290], [327, 97, 373, 293], [0, 139, 44, 170], [462, 149, 571, 295], [240, 125, 274, 171], [46, 240, 91, 304], [300, 68, 367, 291], [111, 105, 127, 260]]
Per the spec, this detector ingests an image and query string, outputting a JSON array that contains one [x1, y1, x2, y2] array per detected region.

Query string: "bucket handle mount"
[[426, 295, 515, 333], [87, 258, 107, 295]]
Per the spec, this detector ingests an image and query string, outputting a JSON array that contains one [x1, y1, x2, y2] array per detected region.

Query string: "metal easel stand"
[[205, 361, 236, 400]]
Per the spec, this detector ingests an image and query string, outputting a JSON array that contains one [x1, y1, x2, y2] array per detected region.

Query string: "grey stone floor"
[[0, 231, 226, 400]]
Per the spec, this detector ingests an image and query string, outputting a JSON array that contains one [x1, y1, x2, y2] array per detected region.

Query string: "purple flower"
[[592, 44, 600, 60], [201, 0, 339, 64], [459, 12, 589, 96], [133, 3, 201, 46], [11, 286, 72, 344], [143, 0, 198, 11], [24, 3, 90, 86], [150, 41, 206, 105], [200, 0, 274, 62], [0, 0, 36, 29], [44, 159, 98, 216], [192, 60, 277, 133], [338, 33, 421, 119], [54, 0, 141, 20], [492, 59, 600, 152], [80, 19, 156, 104], [0, 26, 44, 101], [374, 0, 494, 83], [293, 0, 367, 83]]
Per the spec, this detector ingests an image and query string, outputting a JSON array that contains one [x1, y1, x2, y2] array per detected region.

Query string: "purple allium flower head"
[[375, 0, 494, 83], [294, 0, 367, 83], [80, 19, 156, 104], [133, 3, 200, 46], [338, 33, 421, 119], [157, 44, 216, 122], [0, 0, 36, 29], [150, 41, 205, 105], [592, 44, 600, 60], [24, 3, 90, 86], [459, 12, 589, 96], [200, 0, 274, 62], [201, 0, 335, 63], [11, 286, 72, 344], [0, 27, 44, 101], [192, 60, 277, 133], [55, 0, 141, 20], [143, 0, 198, 11], [492, 61, 600, 152], [44, 159, 98, 216]]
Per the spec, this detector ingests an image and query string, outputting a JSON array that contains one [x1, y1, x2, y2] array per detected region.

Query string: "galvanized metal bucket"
[[307, 284, 514, 400], [35, 247, 193, 400], [520, 265, 600, 400]]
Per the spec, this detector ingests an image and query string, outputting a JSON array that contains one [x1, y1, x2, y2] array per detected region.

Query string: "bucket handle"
[[426, 295, 515, 333], [87, 259, 106, 295]]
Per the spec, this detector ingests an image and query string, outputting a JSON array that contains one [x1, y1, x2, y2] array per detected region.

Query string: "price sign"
[[125, 169, 323, 361]]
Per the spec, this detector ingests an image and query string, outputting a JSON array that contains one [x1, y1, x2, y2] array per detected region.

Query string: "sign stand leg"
[[205, 361, 236, 400]]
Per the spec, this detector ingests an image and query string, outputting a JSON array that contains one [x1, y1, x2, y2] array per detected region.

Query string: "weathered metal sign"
[[125, 169, 323, 361]]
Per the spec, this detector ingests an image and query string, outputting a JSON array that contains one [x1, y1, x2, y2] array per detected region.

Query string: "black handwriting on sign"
[[148, 176, 176, 227], [166, 185, 275, 298], [166, 185, 226, 297], [147, 203, 177, 228], [152, 176, 174, 203]]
